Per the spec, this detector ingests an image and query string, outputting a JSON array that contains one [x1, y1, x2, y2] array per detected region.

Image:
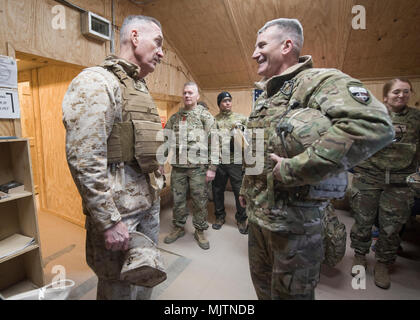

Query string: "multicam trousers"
[[350, 175, 414, 264], [248, 205, 323, 300], [85, 200, 160, 300], [171, 166, 209, 230]]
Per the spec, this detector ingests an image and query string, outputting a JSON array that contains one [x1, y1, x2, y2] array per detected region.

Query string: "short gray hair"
[[183, 81, 199, 91], [120, 15, 162, 46], [258, 18, 304, 57]]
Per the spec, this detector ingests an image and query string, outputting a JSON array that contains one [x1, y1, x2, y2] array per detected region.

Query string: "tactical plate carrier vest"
[[246, 68, 348, 203], [102, 63, 163, 173]]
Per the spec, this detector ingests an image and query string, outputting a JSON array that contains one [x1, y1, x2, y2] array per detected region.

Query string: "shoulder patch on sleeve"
[[347, 83, 371, 105]]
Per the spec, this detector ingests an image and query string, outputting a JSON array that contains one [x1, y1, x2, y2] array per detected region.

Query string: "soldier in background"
[[196, 100, 214, 202], [62, 15, 165, 299], [163, 82, 217, 250], [239, 18, 394, 300], [212, 91, 248, 234], [350, 78, 420, 289]]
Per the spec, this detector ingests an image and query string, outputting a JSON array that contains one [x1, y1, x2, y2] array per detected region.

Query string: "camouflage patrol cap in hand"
[[406, 172, 420, 197], [120, 231, 167, 288], [322, 204, 347, 267]]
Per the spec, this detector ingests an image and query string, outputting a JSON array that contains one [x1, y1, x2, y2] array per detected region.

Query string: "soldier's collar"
[[389, 105, 409, 116], [220, 110, 232, 115], [258, 55, 313, 97], [180, 105, 195, 114], [102, 55, 142, 79]]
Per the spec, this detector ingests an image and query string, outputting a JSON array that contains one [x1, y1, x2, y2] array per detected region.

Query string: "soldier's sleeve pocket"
[[313, 136, 353, 165], [349, 188, 360, 211]]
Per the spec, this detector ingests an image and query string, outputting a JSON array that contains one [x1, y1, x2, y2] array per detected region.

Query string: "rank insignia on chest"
[[280, 80, 295, 96], [348, 85, 371, 105], [182, 116, 186, 122]]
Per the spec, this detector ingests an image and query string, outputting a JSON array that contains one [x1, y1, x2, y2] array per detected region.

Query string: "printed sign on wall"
[[0, 55, 18, 89], [0, 89, 20, 119], [0, 55, 19, 119]]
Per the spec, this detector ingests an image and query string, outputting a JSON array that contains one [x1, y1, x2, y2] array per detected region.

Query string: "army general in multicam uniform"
[[238, 18, 394, 300], [163, 82, 218, 250], [350, 78, 420, 290], [211, 91, 249, 234], [62, 15, 165, 300]]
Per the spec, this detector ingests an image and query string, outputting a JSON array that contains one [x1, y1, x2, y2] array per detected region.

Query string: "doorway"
[[17, 52, 85, 226]]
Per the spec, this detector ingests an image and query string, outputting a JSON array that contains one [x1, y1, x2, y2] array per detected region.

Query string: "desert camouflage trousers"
[[350, 175, 414, 264], [248, 206, 323, 300], [85, 199, 160, 300], [171, 166, 209, 230]]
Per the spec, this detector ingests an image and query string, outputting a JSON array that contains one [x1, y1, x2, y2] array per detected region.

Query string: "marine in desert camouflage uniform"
[[163, 82, 218, 250], [238, 18, 394, 300], [62, 15, 165, 300], [350, 78, 420, 289]]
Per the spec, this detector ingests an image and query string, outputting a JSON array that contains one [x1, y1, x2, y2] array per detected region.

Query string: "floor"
[[36, 192, 420, 300]]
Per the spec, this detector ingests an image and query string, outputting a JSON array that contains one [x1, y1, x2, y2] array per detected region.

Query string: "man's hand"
[[270, 153, 285, 181], [239, 195, 247, 208], [104, 221, 130, 251], [158, 165, 165, 175], [206, 169, 216, 182]]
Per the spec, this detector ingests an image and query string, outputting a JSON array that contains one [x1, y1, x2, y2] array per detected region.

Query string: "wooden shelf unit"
[[0, 138, 45, 298]]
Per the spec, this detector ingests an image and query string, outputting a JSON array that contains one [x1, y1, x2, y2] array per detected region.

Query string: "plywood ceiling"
[[138, 0, 420, 90]]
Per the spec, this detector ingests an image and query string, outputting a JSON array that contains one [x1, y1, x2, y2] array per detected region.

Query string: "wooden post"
[[0, 42, 20, 137], [7, 42, 22, 138]]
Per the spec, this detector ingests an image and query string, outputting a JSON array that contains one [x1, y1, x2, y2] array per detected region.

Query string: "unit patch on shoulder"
[[348, 85, 371, 105]]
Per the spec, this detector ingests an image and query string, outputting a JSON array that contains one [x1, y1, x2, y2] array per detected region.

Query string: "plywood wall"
[[364, 78, 420, 110], [147, 42, 197, 97], [0, 0, 145, 68], [1, 0, 198, 136], [0, 0, 202, 226], [0, 0, 197, 96], [1, 0, 105, 68], [0, 120, 15, 137]]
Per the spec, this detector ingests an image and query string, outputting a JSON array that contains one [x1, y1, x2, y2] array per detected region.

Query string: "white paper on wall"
[[0, 55, 18, 89]]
